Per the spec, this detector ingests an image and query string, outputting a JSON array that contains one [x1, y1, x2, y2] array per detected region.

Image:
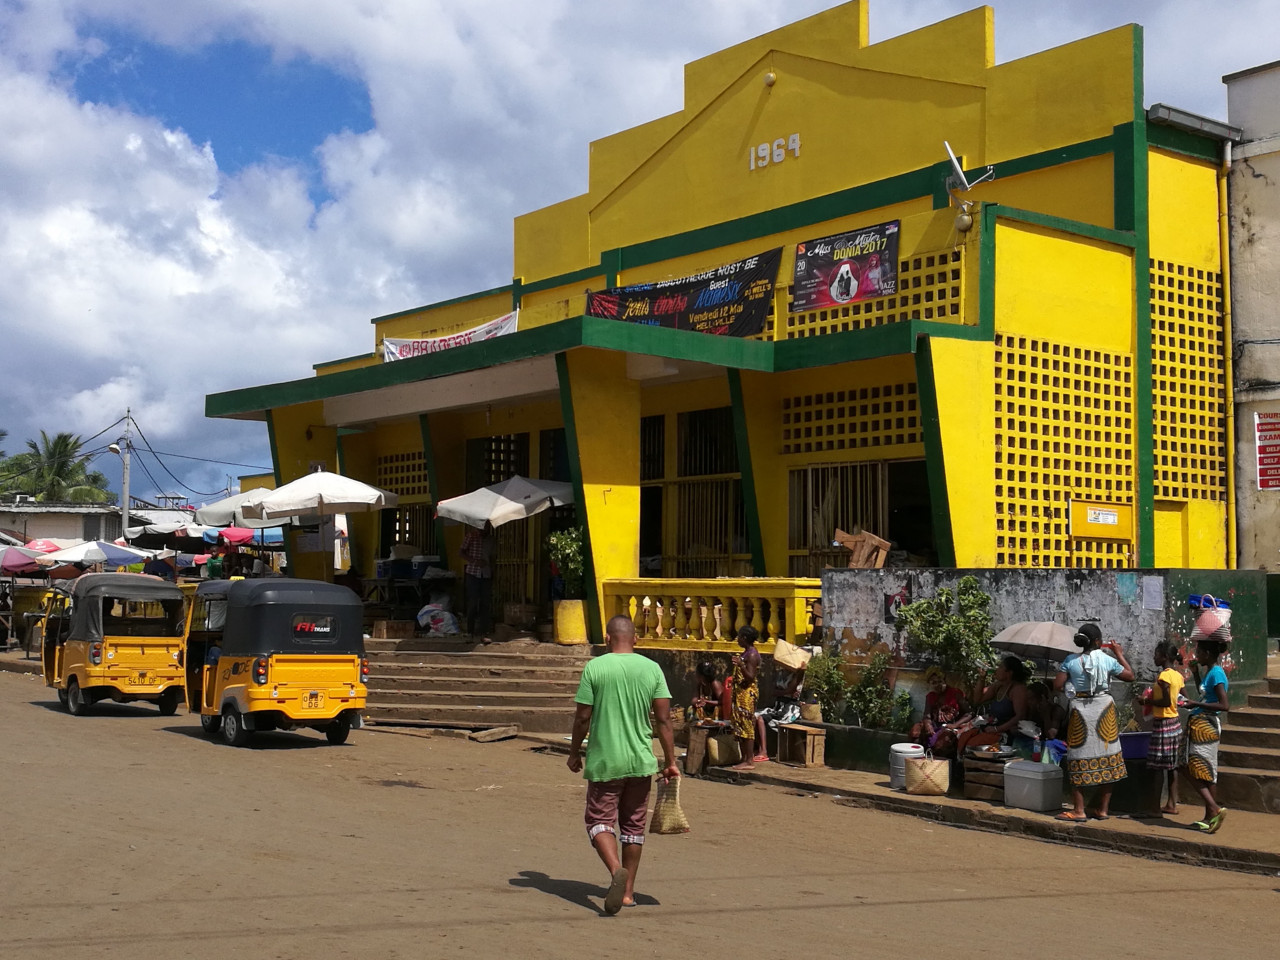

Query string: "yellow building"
[[207, 3, 1234, 643]]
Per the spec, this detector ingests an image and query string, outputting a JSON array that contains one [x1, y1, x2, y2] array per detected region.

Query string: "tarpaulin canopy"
[[38, 540, 154, 567], [0, 545, 43, 575]]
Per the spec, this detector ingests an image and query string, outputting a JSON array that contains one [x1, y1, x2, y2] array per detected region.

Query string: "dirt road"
[[2, 670, 1278, 959]]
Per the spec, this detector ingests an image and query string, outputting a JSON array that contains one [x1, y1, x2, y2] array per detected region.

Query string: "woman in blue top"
[[1053, 623, 1134, 822], [1183, 639, 1229, 833]]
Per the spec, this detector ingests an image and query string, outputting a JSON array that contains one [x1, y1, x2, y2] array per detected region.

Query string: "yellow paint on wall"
[[562, 349, 641, 633], [374, 291, 512, 341], [270, 401, 338, 581], [1148, 149, 1221, 267], [314, 354, 379, 376], [929, 337, 997, 566], [1153, 500, 1188, 567], [1185, 498, 1227, 569], [237, 472, 275, 492], [964, 155, 1116, 231], [514, 193, 593, 282], [993, 220, 1135, 354]]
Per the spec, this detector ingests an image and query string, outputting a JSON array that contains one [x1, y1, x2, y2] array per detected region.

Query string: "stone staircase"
[[1205, 671, 1280, 814], [363, 637, 593, 734]]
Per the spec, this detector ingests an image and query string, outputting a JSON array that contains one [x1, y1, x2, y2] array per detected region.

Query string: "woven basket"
[[649, 777, 691, 835], [904, 754, 950, 796]]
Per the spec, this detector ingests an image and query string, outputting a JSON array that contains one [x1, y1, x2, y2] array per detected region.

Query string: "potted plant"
[[545, 526, 587, 644], [803, 650, 850, 724]]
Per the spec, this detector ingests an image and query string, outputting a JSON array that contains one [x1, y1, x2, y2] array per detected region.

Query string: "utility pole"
[[109, 410, 132, 541]]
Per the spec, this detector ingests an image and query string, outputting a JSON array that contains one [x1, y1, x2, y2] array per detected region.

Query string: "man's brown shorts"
[[584, 776, 652, 845]]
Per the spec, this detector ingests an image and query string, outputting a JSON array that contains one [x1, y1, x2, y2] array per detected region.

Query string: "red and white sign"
[[383, 311, 518, 362], [1256, 412, 1280, 490]]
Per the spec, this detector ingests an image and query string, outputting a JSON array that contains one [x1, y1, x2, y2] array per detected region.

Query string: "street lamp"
[[108, 411, 132, 541]]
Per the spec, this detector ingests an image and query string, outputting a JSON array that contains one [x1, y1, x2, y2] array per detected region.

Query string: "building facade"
[[1226, 61, 1280, 571], [208, 3, 1235, 641]]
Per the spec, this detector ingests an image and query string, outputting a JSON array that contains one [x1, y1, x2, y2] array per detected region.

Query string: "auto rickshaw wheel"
[[157, 688, 181, 716], [57, 688, 68, 706], [325, 718, 351, 745], [221, 705, 252, 747], [66, 678, 88, 716], [200, 712, 222, 736]]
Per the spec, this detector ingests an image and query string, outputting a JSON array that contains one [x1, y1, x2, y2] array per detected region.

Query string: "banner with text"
[[383, 311, 519, 362], [790, 221, 900, 312], [585, 248, 782, 338], [1256, 412, 1280, 490]]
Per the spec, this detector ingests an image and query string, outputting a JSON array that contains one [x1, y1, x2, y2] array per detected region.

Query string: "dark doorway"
[[886, 460, 934, 563]]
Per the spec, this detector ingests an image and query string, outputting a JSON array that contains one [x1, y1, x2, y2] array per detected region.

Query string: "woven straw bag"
[[904, 753, 950, 796], [649, 777, 691, 835], [1190, 594, 1232, 645]]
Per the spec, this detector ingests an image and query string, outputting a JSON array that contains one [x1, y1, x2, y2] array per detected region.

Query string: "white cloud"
[[2, 0, 1279, 501]]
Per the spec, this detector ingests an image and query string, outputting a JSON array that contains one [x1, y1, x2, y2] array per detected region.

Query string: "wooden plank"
[[963, 783, 1004, 801], [963, 770, 1005, 787], [468, 725, 520, 742]]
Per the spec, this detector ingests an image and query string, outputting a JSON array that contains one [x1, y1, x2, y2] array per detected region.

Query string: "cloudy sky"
[[1, 0, 1276, 504]]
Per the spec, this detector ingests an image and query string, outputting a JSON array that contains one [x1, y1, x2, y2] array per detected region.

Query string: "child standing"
[[1140, 640, 1185, 815], [1182, 639, 1230, 833]]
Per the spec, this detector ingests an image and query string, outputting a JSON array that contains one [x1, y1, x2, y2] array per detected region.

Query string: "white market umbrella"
[[241, 471, 398, 522], [37, 540, 154, 567], [436, 476, 575, 529], [991, 621, 1078, 662], [193, 487, 280, 529], [0, 545, 44, 575]]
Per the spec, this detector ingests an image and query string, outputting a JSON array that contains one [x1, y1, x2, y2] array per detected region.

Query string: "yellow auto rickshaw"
[[186, 578, 368, 746], [36, 572, 192, 715]]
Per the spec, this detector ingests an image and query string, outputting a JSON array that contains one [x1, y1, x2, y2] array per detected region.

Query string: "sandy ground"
[[3, 669, 1279, 960]]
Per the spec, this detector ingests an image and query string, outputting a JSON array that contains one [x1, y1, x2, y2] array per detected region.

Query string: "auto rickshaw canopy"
[[220, 578, 364, 658], [63, 573, 187, 642]]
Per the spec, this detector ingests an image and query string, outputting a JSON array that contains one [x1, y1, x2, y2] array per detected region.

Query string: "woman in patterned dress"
[[729, 625, 761, 771], [1053, 623, 1134, 822], [1183, 639, 1229, 833]]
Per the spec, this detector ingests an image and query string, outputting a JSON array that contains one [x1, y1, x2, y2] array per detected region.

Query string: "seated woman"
[[955, 655, 1030, 755], [910, 666, 967, 755], [689, 661, 725, 722]]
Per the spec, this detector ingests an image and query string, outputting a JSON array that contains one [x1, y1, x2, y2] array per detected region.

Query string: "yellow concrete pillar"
[[557, 349, 641, 639]]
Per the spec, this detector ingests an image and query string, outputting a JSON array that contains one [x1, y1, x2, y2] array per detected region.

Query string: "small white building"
[[1226, 60, 1280, 568], [0, 500, 124, 543]]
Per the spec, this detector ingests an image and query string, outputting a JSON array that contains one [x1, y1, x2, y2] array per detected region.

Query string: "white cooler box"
[[1003, 760, 1064, 812]]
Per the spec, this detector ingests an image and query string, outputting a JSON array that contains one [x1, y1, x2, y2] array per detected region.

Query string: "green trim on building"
[[417, 414, 447, 553], [1126, 27, 1156, 566], [726, 369, 766, 575], [555, 352, 603, 644], [368, 284, 514, 324], [991, 204, 1136, 249], [1148, 122, 1221, 163], [979, 203, 998, 341], [913, 338, 955, 566], [314, 352, 376, 371], [516, 264, 607, 299]]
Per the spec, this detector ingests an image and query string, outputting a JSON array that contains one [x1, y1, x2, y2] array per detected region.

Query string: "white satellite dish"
[[944, 140, 994, 192]]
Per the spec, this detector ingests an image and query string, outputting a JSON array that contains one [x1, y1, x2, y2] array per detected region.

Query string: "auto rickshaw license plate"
[[304, 691, 324, 709], [133, 672, 152, 685]]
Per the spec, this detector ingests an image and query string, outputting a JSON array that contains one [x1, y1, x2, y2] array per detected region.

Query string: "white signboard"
[[383, 311, 518, 362], [1086, 507, 1119, 526]]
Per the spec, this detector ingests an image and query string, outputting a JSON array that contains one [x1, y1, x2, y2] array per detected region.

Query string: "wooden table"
[[776, 723, 826, 768]]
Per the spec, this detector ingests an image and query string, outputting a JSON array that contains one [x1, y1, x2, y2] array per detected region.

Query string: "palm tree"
[[8, 431, 113, 503]]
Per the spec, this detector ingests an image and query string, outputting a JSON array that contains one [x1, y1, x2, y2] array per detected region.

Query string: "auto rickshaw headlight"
[[90, 642, 103, 665], [252, 656, 268, 684]]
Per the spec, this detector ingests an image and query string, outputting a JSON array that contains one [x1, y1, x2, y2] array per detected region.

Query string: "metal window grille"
[[786, 462, 888, 576]]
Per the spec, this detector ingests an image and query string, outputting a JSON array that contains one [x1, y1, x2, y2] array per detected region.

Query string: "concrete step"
[[366, 702, 573, 734], [1221, 726, 1280, 750], [1268, 677, 1280, 695], [1213, 766, 1280, 815], [366, 650, 591, 670], [1219, 743, 1280, 772], [1223, 707, 1280, 729], [367, 661, 586, 681], [368, 675, 580, 695], [364, 688, 576, 708], [365, 638, 588, 655], [1248, 691, 1280, 710]]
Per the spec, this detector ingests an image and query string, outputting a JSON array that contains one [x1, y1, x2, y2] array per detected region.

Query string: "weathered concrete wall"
[[822, 568, 1268, 701], [1228, 64, 1280, 569]]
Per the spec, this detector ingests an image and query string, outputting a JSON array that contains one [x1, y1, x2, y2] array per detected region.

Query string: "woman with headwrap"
[[911, 665, 967, 755], [1054, 623, 1134, 821]]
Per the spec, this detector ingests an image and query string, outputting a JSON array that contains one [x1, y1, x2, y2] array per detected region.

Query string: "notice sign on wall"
[[790, 220, 900, 312], [1256, 412, 1280, 489], [585, 249, 782, 338]]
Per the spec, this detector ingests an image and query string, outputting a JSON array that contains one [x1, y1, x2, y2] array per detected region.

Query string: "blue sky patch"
[[64, 27, 373, 201]]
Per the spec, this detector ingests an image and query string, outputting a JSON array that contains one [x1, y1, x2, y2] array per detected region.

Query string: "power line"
[[128, 418, 227, 497], [144, 448, 272, 471]]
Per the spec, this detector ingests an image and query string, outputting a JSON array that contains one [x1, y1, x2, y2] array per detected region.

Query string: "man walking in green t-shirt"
[[567, 615, 678, 915]]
